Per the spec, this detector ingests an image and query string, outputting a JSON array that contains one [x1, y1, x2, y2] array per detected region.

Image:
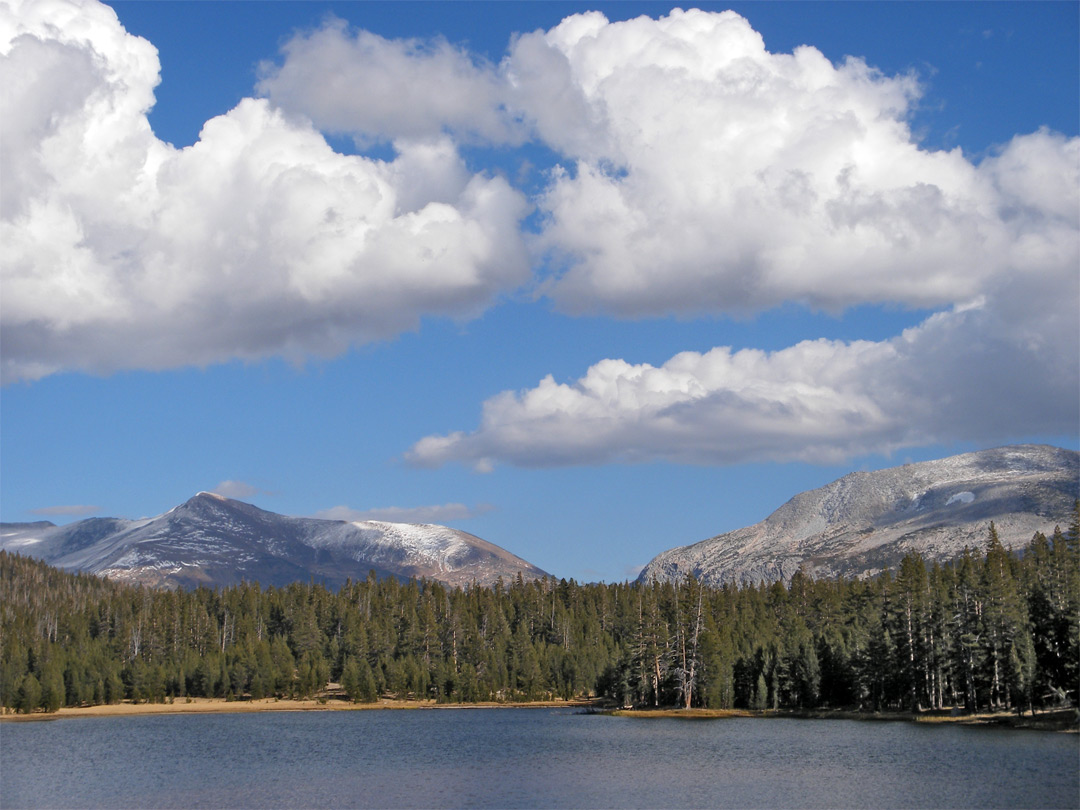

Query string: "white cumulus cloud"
[[211, 480, 261, 500], [366, 8, 1074, 468], [407, 284, 1079, 469], [0, 0, 529, 382], [503, 9, 1077, 317], [257, 18, 521, 146], [260, 9, 1077, 323], [5, 3, 1076, 470]]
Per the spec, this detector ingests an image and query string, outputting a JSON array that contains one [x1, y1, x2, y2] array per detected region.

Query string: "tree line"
[[1, 510, 1076, 715]]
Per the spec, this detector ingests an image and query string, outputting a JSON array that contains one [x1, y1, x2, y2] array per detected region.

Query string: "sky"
[[1, 0, 1077, 583]]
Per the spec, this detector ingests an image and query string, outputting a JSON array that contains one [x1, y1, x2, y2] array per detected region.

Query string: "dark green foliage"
[[340, 655, 379, 703], [40, 664, 65, 712], [1, 517, 1077, 715], [16, 673, 41, 714]]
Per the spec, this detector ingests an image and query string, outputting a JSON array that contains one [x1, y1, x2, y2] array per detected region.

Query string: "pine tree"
[[1062, 503, 1080, 705], [952, 549, 984, 712], [40, 664, 64, 712], [980, 523, 1027, 710], [892, 553, 929, 712], [340, 656, 361, 703], [753, 672, 768, 710], [17, 673, 42, 714], [357, 658, 378, 703], [3, 528, 1076, 716]]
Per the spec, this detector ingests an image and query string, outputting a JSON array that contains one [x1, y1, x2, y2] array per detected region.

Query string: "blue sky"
[[2, 1, 1077, 582]]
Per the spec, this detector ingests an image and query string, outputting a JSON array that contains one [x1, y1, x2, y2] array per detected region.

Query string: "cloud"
[[313, 503, 493, 524], [503, 9, 1077, 317], [407, 284, 1079, 469], [28, 504, 101, 518], [5, 3, 1075, 470], [259, 8, 1076, 322], [211, 480, 261, 500], [0, 0, 529, 382], [338, 8, 1073, 469], [257, 19, 521, 146]]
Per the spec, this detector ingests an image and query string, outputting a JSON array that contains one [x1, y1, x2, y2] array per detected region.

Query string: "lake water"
[[1, 709, 1076, 809]]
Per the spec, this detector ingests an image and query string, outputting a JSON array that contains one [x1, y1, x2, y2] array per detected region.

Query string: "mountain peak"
[[639, 444, 1079, 587], [2, 493, 547, 590], [184, 491, 238, 508], [171, 491, 240, 519]]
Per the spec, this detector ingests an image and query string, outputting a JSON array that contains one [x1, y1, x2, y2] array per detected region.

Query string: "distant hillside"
[[0, 492, 547, 589], [639, 445, 1079, 586]]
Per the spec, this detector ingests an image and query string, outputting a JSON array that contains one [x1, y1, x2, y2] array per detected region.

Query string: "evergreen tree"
[[753, 672, 768, 710], [2, 520, 1077, 717], [17, 673, 42, 714], [892, 554, 929, 712], [980, 523, 1026, 710], [340, 656, 362, 703], [40, 664, 65, 712], [357, 658, 378, 703]]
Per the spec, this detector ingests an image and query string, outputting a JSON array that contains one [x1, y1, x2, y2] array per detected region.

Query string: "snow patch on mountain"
[[348, 521, 470, 570], [946, 491, 976, 506], [1, 531, 45, 547]]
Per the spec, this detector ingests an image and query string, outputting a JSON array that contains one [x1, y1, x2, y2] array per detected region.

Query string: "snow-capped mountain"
[[0, 493, 547, 589], [638, 445, 1079, 587]]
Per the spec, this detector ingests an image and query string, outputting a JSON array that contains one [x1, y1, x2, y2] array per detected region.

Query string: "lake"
[[2, 709, 1076, 809]]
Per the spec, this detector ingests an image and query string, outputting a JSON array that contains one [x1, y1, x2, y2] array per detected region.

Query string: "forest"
[[1, 511, 1076, 717]]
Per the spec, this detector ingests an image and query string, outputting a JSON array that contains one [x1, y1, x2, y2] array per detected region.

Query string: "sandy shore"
[[4, 699, 1075, 732], [0, 696, 598, 722], [608, 706, 1079, 732]]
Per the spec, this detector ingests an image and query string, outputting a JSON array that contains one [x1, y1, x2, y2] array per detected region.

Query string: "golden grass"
[[0, 695, 600, 722], [4, 699, 1073, 732], [608, 707, 754, 719], [607, 706, 1078, 732]]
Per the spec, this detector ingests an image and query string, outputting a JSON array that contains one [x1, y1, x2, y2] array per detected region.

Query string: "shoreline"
[[0, 696, 598, 722], [607, 706, 1079, 733], [3, 698, 1075, 732]]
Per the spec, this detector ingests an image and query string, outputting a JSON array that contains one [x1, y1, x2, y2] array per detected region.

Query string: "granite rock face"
[[0, 492, 547, 590], [638, 445, 1079, 586]]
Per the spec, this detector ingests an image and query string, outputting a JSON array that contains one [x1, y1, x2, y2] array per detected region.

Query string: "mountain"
[[638, 445, 1079, 587], [0, 493, 547, 590]]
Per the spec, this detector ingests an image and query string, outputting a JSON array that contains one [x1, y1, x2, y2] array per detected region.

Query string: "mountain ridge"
[[0, 493, 547, 590], [638, 444, 1079, 587]]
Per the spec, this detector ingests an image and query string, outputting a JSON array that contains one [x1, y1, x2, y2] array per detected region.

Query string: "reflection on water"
[[3, 709, 1077, 809]]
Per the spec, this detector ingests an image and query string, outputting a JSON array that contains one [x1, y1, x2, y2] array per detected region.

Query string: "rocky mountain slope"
[[639, 445, 1078, 587], [0, 492, 547, 589]]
